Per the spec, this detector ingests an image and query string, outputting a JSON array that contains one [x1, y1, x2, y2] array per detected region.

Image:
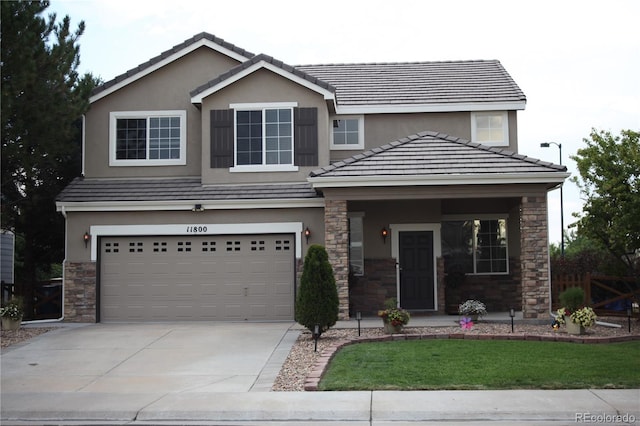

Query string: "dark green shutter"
[[294, 107, 318, 167], [210, 109, 234, 168]]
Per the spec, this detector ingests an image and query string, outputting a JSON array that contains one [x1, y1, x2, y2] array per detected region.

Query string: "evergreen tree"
[[1, 1, 98, 315], [295, 245, 339, 336]]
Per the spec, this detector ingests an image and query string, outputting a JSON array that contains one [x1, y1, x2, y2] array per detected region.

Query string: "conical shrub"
[[295, 244, 339, 336]]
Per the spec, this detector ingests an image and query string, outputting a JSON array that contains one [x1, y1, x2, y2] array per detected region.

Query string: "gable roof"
[[89, 32, 526, 113], [308, 131, 567, 188], [297, 60, 526, 113], [90, 32, 255, 103], [190, 53, 336, 105]]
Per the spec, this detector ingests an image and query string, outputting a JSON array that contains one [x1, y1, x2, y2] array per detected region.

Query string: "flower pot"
[[1, 317, 22, 331], [383, 322, 403, 334], [565, 318, 585, 335]]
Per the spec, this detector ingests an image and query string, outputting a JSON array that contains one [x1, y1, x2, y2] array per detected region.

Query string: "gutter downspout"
[[81, 114, 86, 177]]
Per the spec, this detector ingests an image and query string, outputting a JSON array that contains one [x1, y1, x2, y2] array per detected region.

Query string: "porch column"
[[520, 195, 551, 319], [324, 199, 350, 320]]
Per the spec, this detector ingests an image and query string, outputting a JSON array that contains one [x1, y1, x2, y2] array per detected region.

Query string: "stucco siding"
[[330, 111, 519, 162], [84, 48, 242, 179], [64, 207, 325, 262]]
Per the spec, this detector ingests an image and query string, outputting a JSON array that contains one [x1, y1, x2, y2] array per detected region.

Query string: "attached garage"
[[99, 234, 295, 322]]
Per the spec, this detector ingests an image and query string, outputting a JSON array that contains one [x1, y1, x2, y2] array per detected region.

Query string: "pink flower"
[[459, 316, 474, 330]]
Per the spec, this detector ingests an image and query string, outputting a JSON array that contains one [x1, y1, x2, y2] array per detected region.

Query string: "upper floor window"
[[230, 102, 297, 172], [471, 111, 509, 147], [210, 105, 317, 171], [109, 110, 186, 166], [331, 116, 364, 150], [441, 217, 508, 275]]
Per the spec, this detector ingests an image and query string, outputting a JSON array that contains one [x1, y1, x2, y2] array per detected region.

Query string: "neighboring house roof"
[[297, 60, 526, 113], [89, 32, 255, 103], [308, 131, 568, 188], [190, 53, 336, 104], [56, 178, 322, 212]]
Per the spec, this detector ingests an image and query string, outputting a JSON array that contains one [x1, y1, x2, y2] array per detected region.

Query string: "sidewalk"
[[1, 389, 638, 424]]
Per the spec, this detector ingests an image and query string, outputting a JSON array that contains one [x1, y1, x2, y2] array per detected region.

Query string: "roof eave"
[[56, 198, 325, 213], [307, 172, 570, 188], [190, 60, 336, 105], [90, 38, 250, 103], [335, 101, 526, 115]]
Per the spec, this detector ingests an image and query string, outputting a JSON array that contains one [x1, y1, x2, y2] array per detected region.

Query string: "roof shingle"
[[296, 60, 526, 107], [56, 178, 319, 203], [309, 132, 565, 178]]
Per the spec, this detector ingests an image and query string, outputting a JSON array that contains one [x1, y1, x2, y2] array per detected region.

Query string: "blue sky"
[[49, 0, 640, 245]]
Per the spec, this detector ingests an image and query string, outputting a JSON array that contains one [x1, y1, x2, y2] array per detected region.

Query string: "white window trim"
[[348, 212, 365, 276], [330, 115, 365, 150], [470, 111, 509, 147], [231, 102, 298, 171], [441, 215, 509, 275], [109, 110, 187, 166], [230, 165, 298, 173]]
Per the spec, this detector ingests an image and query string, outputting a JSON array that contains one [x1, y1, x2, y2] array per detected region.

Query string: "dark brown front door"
[[399, 231, 435, 310]]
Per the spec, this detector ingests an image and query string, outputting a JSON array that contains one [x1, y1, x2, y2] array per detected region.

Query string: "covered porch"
[[308, 132, 568, 321]]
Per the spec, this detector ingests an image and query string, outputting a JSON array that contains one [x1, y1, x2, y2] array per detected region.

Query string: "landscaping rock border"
[[302, 331, 640, 391]]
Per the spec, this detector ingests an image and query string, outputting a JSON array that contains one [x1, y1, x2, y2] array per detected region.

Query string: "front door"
[[399, 231, 435, 310]]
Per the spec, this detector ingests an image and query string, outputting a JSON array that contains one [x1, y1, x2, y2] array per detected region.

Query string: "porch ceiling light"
[[192, 204, 204, 212]]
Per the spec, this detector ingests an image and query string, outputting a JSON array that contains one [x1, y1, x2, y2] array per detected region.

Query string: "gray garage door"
[[99, 234, 295, 322]]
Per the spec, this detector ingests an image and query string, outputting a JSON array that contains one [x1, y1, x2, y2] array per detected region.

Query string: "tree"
[[295, 245, 339, 337], [550, 230, 623, 276], [571, 129, 640, 278], [1, 1, 98, 315]]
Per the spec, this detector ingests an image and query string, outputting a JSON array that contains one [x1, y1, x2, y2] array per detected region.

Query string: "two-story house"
[[56, 32, 567, 323]]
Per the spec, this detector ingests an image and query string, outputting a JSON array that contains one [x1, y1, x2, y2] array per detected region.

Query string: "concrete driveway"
[[2, 322, 639, 424], [1, 322, 298, 394]]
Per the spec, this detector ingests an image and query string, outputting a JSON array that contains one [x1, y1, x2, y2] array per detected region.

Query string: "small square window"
[[471, 112, 509, 147], [331, 116, 364, 150]]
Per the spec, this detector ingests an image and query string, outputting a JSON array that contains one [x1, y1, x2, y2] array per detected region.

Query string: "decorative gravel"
[[1, 327, 53, 349], [272, 318, 640, 391]]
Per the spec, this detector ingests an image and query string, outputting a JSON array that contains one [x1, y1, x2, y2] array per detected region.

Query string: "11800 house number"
[[186, 226, 208, 233]]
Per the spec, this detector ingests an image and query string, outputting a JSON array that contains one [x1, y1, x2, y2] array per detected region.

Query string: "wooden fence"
[[1, 279, 62, 320], [551, 273, 639, 315]]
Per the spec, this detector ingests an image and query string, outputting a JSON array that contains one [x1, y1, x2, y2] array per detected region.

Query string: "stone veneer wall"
[[64, 261, 97, 322], [451, 258, 522, 312], [349, 258, 397, 316], [520, 195, 551, 319], [324, 199, 350, 320]]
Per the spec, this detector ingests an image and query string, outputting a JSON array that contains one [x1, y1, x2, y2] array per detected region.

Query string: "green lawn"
[[318, 340, 640, 390]]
